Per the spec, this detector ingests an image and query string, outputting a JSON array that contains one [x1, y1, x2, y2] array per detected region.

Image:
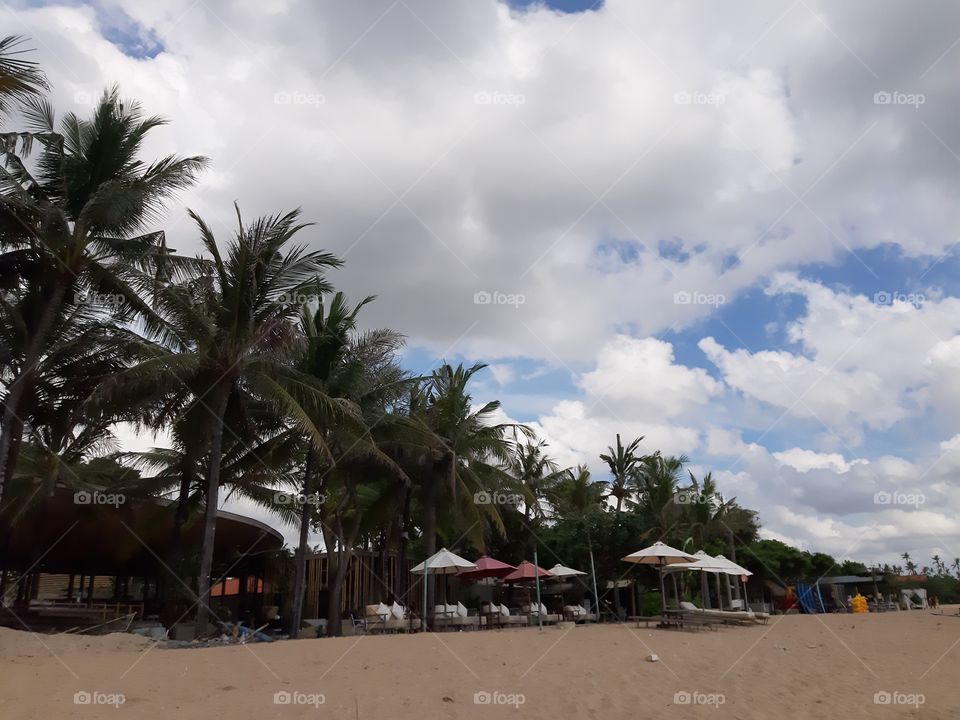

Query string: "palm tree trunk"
[[160, 444, 197, 627], [397, 485, 411, 599], [612, 503, 622, 618], [193, 381, 232, 638], [288, 448, 317, 639], [422, 468, 437, 625], [0, 278, 68, 503]]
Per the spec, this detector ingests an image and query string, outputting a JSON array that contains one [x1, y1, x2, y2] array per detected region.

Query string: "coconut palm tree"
[[0, 35, 48, 116], [599, 434, 645, 515], [409, 362, 528, 621], [509, 439, 563, 523], [105, 205, 341, 636], [0, 86, 207, 503], [286, 292, 409, 637]]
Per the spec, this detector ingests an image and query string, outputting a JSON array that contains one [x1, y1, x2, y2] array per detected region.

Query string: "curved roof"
[[0, 484, 283, 575]]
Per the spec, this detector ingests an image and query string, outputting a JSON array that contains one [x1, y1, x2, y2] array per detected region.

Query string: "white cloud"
[[578, 335, 721, 418], [12, 0, 960, 563]]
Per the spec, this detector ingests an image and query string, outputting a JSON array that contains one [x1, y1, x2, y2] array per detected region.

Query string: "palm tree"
[[410, 362, 527, 622], [953, 558, 960, 579], [509, 439, 562, 523], [599, 434, 644, 515], [287, 292, 408, 637], [111, 205, 340, 636], [551, 464, 605, 606], [0, 86, 207, 503], [633, 453, 690, 539], [599, 434, 648, 616], [0, 35, 48, 115]]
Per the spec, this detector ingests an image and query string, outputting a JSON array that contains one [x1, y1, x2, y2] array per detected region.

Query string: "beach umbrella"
[[664, 550, 728, 610], [664, 553, 753, 610], [547, 563, 587, 578], [547, 563, 587, 616], [622, 542, 699, 614], [713, 555, 752, 609], [503, 560, 554, 630], [411, 548, 477, 630], [502, 560, 554, 582], [457, 555, 517, 580]]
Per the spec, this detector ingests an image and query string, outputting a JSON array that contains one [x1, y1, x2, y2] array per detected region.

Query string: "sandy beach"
[[3, 609, 959, 719]]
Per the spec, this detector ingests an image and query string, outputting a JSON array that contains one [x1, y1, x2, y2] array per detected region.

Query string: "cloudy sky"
[[10, 0, 960, 567]]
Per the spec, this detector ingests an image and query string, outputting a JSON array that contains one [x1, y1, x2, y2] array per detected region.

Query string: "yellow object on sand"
[[850, 594, 868, 613]]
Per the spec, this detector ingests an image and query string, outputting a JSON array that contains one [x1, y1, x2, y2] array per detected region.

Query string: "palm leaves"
[[599, 433, 646, 514], [0, 35, 48, 116], [0, 86, 207, 504]]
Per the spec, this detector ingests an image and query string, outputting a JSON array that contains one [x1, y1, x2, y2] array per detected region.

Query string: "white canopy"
[[662, 552, 752, 576], [547, 563, 587, 578], [411, 548, 477, 575], [712, 554, 753, 577], [622, 541, 699, 565]]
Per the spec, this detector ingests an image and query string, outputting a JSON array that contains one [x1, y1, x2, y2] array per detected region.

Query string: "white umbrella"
[[663, 551, 730, 609], [664, 553, 753, 610], [546, 564, 588, 613], [548, 563, 587, 578], [411, 548, 476, 631], [622, 542, 699, 615], [712, 554, 752, 577], [714, 554, 752, 610], [411, 548, 476, 574]]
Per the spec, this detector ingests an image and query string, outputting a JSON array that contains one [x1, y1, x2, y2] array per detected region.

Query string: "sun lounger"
[[563, 605, 596, 623], [365, 604, 414, 633], [677, 601, 769, 625], [481, 604, 526, 627]]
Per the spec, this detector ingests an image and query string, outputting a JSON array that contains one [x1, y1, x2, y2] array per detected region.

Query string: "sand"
[[2, 609, 959, 718]]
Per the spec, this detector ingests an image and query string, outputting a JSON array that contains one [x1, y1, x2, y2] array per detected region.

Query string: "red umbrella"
[[502, 560, 554, 583], [458, 555, 517, 580]]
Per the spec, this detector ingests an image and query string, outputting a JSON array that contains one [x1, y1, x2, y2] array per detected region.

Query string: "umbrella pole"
[[658, 560, 667, 616], [588, 548, 600, 621], [715, 572, 722, 611], [533, 550, 543, 631], [421, 556, 429, 632]]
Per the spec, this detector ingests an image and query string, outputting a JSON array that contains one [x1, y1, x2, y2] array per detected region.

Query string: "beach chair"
[[563, 604, 597, 623], [522, 603, 560, 625], [483, 603, 526, 627]]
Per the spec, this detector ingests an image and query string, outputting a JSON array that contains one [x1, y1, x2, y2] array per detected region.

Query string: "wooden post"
[[66, 574, 75, 603], [87, 575, 96, 605]]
